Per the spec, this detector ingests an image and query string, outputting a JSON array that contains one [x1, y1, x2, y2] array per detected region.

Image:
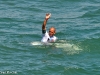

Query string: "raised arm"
[[42, 13, 51, 30]]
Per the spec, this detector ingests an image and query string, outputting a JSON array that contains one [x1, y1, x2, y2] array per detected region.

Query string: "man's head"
[[49, 27, 56, 37]]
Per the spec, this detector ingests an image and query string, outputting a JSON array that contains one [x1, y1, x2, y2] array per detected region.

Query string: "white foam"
[[31, 40, 82, 55], [31, 41, 42, 45]]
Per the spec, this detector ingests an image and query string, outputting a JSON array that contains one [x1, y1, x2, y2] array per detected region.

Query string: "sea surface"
[[0, 0, 100, 75]]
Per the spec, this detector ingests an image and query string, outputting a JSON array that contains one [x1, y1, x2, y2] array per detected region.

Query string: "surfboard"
[[31, 40, 72, 48], [31, 41, 53, 46], [31, 40, 82, 50], [31, 40, 82, 55]]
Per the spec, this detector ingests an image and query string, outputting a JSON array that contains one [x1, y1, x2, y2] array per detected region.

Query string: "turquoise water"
[[0, 0, 100, 75]]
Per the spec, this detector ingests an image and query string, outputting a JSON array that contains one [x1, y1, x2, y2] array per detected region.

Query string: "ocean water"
[[0, 0, 100, 75]]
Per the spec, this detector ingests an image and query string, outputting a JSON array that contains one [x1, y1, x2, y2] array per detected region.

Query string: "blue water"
[[0, 0, 100, 75]]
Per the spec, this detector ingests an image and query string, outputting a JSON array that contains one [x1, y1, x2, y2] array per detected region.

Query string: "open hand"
[[45, 13, 51, 20]]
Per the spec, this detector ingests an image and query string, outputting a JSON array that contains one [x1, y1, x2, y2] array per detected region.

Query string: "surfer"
[[41, 13, 57, 43]]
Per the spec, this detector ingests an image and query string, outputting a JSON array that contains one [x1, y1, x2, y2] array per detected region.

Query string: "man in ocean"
[[41, 13, 57, 43]]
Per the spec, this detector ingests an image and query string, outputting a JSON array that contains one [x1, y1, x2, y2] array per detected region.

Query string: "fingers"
[[46, 13, 51, 17], [45, 13, 51, 20], [49, 13, 51, 16]]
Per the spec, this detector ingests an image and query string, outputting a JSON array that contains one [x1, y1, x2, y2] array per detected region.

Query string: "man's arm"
[[42, 13, 51, 30]]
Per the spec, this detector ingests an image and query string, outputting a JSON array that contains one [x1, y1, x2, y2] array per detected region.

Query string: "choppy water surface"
[[0, 0, 100, 75]]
